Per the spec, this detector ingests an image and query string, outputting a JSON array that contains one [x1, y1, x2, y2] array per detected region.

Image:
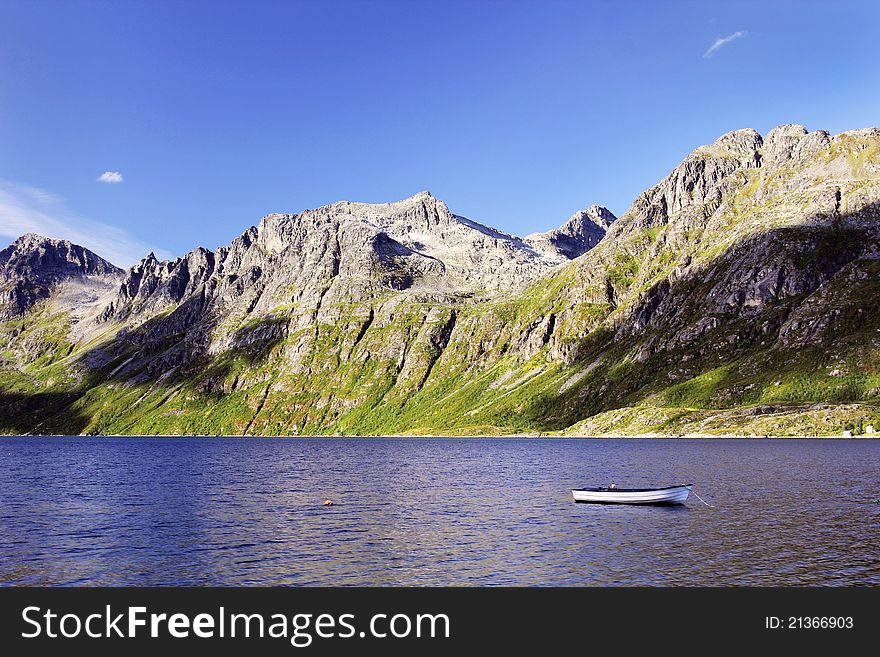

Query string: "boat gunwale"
[[571, 483, 694, 493]]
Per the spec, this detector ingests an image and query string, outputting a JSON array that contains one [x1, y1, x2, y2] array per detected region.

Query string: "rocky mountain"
[[91, 191, 608, 366], [525, 205, 617, 259], [100, 191, 602, 328], [1, 124, 878, 437], [0, 234, 122, 319]]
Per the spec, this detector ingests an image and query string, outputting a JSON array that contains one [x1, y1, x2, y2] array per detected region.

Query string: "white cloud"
[[97, 171, 124, 184], [0, 180, 171, 268], [703, 30, 747, 58]]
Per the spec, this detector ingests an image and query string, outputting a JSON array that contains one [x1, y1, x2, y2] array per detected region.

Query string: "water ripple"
[[0, 437, 878, 586]]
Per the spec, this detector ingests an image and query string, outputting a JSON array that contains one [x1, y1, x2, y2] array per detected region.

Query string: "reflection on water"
[[0, 437, 878, 586]]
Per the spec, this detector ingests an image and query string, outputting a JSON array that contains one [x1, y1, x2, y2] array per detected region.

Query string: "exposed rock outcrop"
[[0, 234, 122, 318], [526, 205, 616, 259]]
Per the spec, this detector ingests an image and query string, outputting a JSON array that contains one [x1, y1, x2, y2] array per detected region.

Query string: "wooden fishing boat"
[[571, 484, 693, 505]]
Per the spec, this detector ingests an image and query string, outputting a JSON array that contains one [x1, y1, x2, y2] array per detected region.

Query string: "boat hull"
[[571, 485, 693, 505]]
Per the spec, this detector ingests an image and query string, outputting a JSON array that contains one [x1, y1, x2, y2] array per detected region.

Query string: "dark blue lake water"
[[0, 437, 878, 586]]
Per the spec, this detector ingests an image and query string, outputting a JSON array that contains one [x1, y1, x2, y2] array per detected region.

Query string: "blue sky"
[[1, 0, 879, 266]]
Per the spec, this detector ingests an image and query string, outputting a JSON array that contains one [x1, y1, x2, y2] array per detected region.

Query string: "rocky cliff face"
[[1, 124, 878, 436], [93, 191, 608, 364], [561, 124, 879, 331], [102, 191, 603, 325], [0, 234, 122, 319], [525, 205, 616, 259]]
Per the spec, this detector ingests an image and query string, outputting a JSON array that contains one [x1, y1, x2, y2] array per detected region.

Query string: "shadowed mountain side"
[[514, 224, 880, 433], [0, 391, 92, 434]]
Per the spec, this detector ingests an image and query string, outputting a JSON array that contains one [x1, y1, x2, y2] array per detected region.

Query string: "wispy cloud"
[[0, 180, 171, 268], [703, 30, 747, 58], [20, 185, 65, 205], [97, 171, 124, 184]]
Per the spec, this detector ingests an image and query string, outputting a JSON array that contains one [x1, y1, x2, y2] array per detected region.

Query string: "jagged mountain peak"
[[0, 233, 122, 275], [682, 126, 763, 170], [760, 124, 828, 167], [353, 191, 457, 227], [524, 205, 617, 260], [5, 232, 80, 256], [607, 123, 877, 240], [11, 232, 58, 246], [0, 233, 123, 319], [98, 188, 619, 335], [567, 205, 617, 230], [682, 124, 844, 172], [405, 189, 435, 202], [254, 191, 457, 242], [697, 123, 879, 173], [837, 127, 880, 140], [765, 123, 809, 141], [712, 127, 763, 161], [303, 189, 444, 216], [256, 190, 606, 266], [570, 121, 880, 329], [715, 126, 762, 142], [247, 191, 607, 288]]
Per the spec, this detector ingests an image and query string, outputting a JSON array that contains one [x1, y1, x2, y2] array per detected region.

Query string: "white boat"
[[571, 484, 693, 505]]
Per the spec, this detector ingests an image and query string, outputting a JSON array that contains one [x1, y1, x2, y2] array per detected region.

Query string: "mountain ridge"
[[1, 123, 878, 437]]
